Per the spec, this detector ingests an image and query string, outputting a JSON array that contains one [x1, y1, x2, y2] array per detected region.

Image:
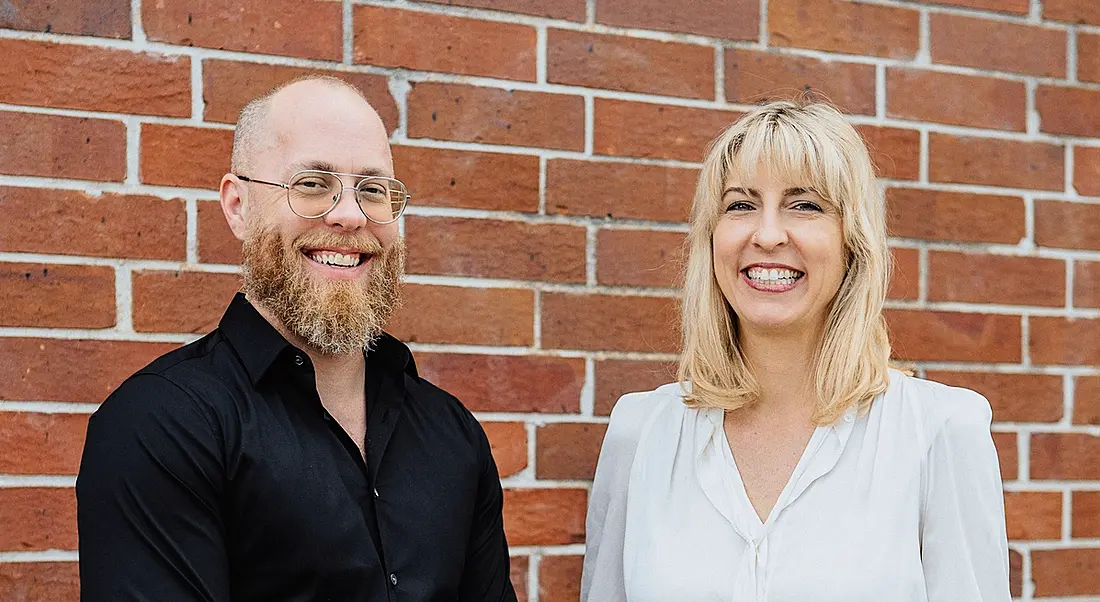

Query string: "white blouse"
[[581, 370, 1011, 602]]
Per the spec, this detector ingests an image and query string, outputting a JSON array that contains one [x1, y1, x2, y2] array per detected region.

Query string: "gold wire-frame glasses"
[[236, 169, 410, 225]]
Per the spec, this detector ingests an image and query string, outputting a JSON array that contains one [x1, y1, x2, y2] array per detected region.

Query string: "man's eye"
[[725, 201, 753, 212]]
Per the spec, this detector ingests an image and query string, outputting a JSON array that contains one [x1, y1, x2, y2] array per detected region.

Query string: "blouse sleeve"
[[920, 390, 1012, 602]]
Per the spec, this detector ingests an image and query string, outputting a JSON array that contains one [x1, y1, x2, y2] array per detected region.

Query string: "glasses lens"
[[288, 171, 341, 218], [356, 177, 408, 223]]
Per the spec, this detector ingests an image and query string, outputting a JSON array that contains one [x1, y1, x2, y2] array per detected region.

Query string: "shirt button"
[[294, 355, 305, 366], [323, 412, 332, 422], [844, 413, 854, 423], [373, 487, 380, 498], [389, 573, 398, 586]]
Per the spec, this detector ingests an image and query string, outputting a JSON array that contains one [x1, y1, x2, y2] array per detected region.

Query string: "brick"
[[542, 293, 679, 353], [536, 423, 608, 480], [202, 60, 398, 131], [0, 39, 189, 116], [512, 556, 530, 602], [539, 555, 583, 602], [1073, 146, 1100, 196], [355, 7, 535, 82], [725, 49, 876, 116], [597, 229, 685, 288], [1078, 33, 1100, 84], [992, 431, 1017, 481], [888, 247, 919, 301], [0, 488, 76, 551], [1009, 550, 1022, 598], [132, 270, 240, 334], [1030, 317, 1100, 365], [0, 263, 114, 328], [0, 111, 125, 181], [1003, 491, 1062, 540], [0, 1, 130, 37], [197, 200, 240, 264], [593, 98, 739, 162], [420, 0, 584, 21], [769, 0, 919, 59], [928, 134, 1064, 191], [858, 125, 921, 181], [0, 187, 186, 260], [927, 251, 1065, 307], [143, 0, 341, 60], [930, 14, 1065, 77], [0, 412, 89, 475], [407, 83, 584, 151], [388, 285, 533, 346], [595, 359, 677, 416], [1073, 491, 1100, 537], [0, 338, 177, 403], [886, 188, 1025, 244], [885, 309, 1021, 363], [503, 488, 586, 546], [416, 353, 583, 413], [482, 422, 527, 478], [1075, 376, 1100, 424], [925, 371, 1064, 423], [886, 68, 1025, 131], [1033, 548, 1100, 596], [1038, 85, 1100, 138], [548, 29, 714, 99], [1045, 0, 1100, 25], [912, 0, 1028, 14], [0, 562, 79, 602], [546, 159, 697, 222], [405, 216, 587, 283], [140, 124, 233, 190], [1078, 263, 1100, 308], [1031, 433, 1100, 479], [1036, 201, 1100, 251], [597, 0, 757, 39], [393, 146, 539, 212]]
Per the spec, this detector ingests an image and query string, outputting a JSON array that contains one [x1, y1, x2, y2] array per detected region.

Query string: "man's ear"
[[220, 174, 249, 241]]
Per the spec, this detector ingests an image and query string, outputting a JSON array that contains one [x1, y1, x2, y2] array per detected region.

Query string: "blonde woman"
[[581, 101, 1011, 601]]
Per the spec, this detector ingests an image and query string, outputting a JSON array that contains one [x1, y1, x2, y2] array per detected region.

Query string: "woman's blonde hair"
[[677, 99, 892, 425]]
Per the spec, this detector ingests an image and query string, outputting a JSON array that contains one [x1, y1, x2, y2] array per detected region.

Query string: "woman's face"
[[712, 165, 847, 339]]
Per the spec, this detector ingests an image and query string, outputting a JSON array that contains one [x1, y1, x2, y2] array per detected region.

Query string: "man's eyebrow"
[[287, 161, 393, 178]]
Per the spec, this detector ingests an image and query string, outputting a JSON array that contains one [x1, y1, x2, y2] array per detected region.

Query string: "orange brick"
[[769, 0, 919, 59], [1073, 146, 1100, 196], [0, 188, 186, 260], [887, 188, 1025, 244], [546, 159, 696, 222], [511, 555, 530, 602], [1075, 376, 1100, 424], [912, 0, 1027, 14], [0, 562, 79, 602], [1032, 548, 1100, 596], [548, 29, 714, 99], [503, 488, 586, 546], [1078, 33, 1100, 84], [143, 0, 341, 60], [1072, 491, 1100, 537], [888, 247, 919, 301], [725, 49, 876, 115], [355, 7, 535, 82], [886, 309, 1021, 363], [1004, 491, 1063, 540], [539, 555, 583, 602], [0, 338, 177, 403], [993, 431, 1018, 481], [542, 293, 679, 353], [1076, 261, 1100, 308], [407, 83, 584, 151], [196, 200, 239, 265], [1045, 0, 1100, 25], [420, 0, 584, 21], [925, 371, 1064, 423], [1038, 85, 1100, 137], [595, 359, 677, 416], [140, 124, 233, 190], [593, 98, 739, 162], [405, 216, 586, 283], [0, 111, 125, 181], [597, 229, 685, 288], [389, 284, 534, 346], [1030, 317, 1100, 365], [929, 134, 1064, 191], [1031, 433, 1100, 479], [0, 1, 130, 37], [0, 263, 115, 328], [536, 423, 608, 480], [1036, 201, 1100, 251], [482, 422, 527, 478], [1010, 549, 1023, 598], [132, 271, 240, 334], [930, 14, 1065, 77], [393, 146, 539, 212], [886, 68, 1026, 131], [0, 39, 190, 116], [0, 412, 89, 474], [859, 125, 921, 181], [0, 488, 76, 551], [202, 60, 397, 131], [417, 353, 583, 414], [596, 0, 757, 39], [927, 251, 1065, 307]]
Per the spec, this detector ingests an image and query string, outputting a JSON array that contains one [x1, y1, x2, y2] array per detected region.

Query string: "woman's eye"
[[792, 200, 823, 212], [725, 201, 754, 212]]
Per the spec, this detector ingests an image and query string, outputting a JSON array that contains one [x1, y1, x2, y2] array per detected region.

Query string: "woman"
[[580, 100, 1010, 601]]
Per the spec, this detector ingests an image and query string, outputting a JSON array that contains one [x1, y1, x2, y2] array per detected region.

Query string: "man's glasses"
[[236, 170, 410, 224]]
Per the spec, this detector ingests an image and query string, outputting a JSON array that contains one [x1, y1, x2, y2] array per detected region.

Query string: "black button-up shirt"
[[77, 294, 517, 602]]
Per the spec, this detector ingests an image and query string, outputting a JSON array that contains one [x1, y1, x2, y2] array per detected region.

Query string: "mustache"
[[293, 231, 385, 255]]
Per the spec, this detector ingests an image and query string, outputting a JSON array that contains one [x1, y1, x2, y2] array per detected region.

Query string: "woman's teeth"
[[746, 267, 803, 284], [308, 251, 362, 267]]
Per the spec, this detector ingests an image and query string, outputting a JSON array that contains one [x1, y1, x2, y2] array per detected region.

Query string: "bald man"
[[76, 77, 518, 602]]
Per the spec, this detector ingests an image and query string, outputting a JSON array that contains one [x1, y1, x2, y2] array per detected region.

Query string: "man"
[[77, 77, 518, 601]]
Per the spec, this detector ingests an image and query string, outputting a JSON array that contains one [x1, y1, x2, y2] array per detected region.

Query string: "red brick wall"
[[0, 1, 1097, 600]]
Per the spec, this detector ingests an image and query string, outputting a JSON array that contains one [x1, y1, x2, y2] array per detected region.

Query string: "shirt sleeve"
[[457, 422, 518, 602], [77, 374, 231, 602], [920, 390, 1012, 602]]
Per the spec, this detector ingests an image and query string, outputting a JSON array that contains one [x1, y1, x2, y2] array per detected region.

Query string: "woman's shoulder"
[[883, 369, 994, 448], [604, 382, 687, 448]]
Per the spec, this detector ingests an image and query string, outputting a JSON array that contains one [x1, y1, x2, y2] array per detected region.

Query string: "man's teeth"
[[746, 267, 802, 283], [309, 251, 362, 267]]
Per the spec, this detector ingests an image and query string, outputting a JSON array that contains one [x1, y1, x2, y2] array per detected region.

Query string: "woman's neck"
[[738, 324, 823, 419]]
